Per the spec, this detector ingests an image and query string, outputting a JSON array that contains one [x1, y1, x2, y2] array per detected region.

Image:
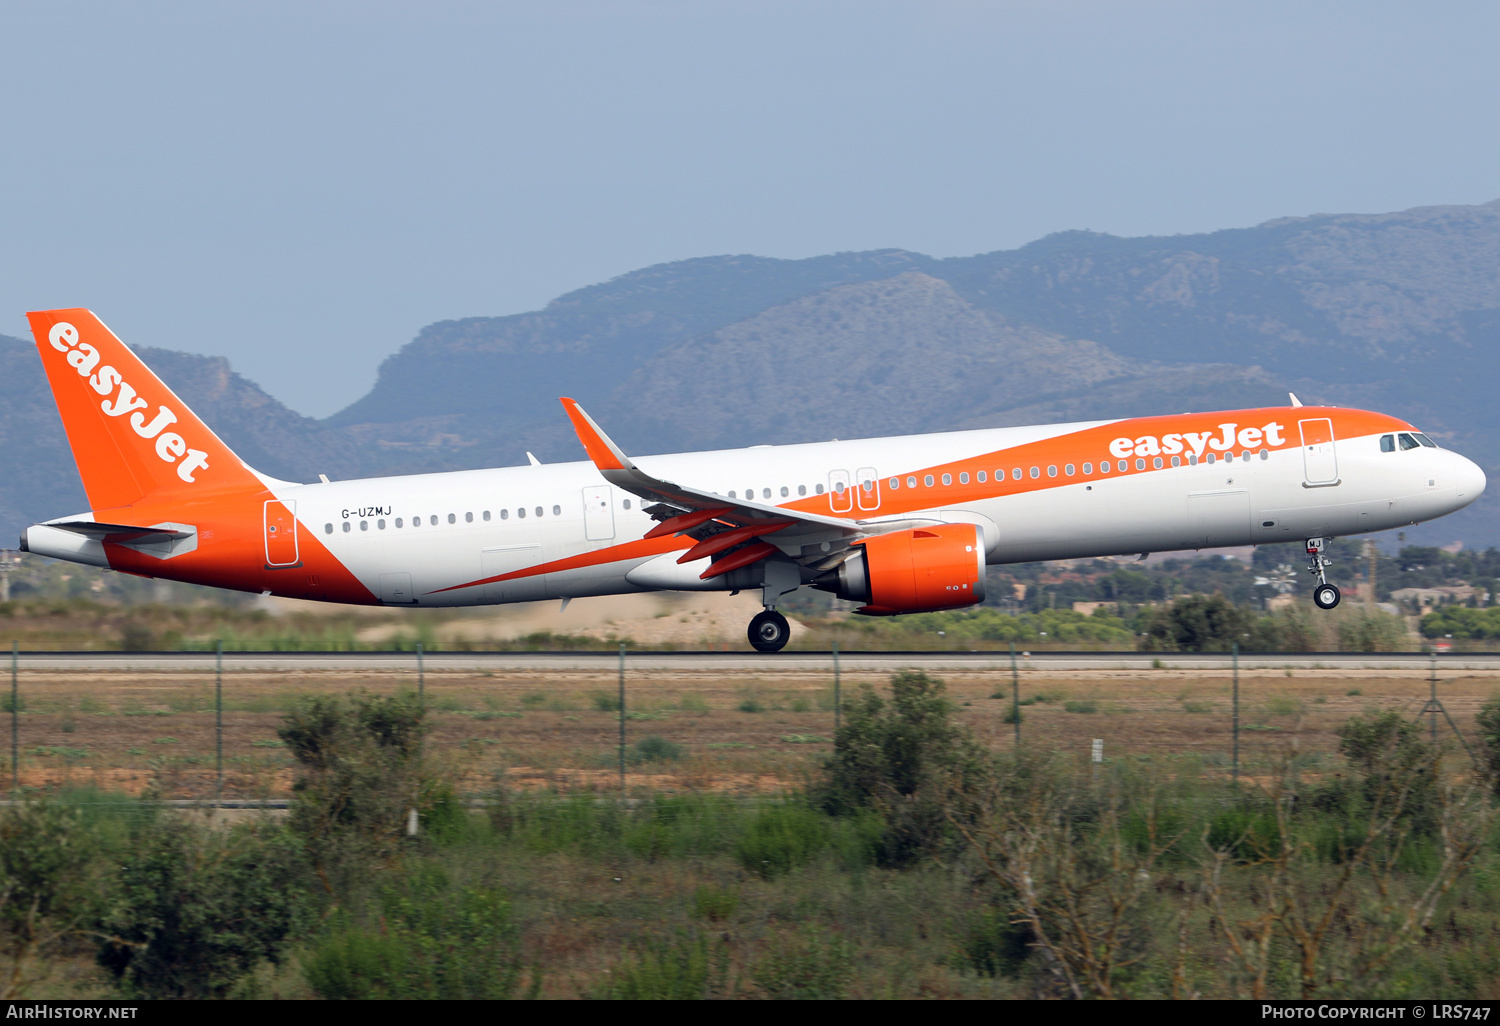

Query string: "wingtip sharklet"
[[559, 397, 634, 472]]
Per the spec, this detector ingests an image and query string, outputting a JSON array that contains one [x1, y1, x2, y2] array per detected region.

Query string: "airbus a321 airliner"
[[18, 309, 1487, 651]]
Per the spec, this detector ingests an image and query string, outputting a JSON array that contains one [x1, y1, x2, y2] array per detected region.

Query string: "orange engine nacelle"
[[812, 523, 986, 616]]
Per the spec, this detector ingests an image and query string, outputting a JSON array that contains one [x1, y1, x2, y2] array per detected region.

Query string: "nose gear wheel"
[[1306, 538, 1340, 609]]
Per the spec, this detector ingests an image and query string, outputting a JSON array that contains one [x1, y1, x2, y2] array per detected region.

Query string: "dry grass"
[[6, 663, 1497, 799]]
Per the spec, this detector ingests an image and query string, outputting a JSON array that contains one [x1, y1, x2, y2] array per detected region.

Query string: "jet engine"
[[812, 523, 986, 615]]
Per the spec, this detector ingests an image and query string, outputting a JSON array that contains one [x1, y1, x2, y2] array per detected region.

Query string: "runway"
[[8, 650, 1499, 673]]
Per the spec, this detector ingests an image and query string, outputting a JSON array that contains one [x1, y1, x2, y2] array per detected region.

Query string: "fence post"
[[215, 639, 223, 805], [832, 640, 841, 735], [10, 641, 17, 796], [1010, 642, 1021, 745], [1232, 641, 1240, 786], [618, 642, 627, 793]]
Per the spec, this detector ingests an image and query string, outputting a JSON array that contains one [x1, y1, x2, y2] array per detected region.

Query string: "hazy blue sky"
[[3, 1, 1498, 417]]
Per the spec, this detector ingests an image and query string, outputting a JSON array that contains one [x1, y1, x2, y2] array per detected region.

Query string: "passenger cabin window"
[[1012, 468, 1022, 481], [482, 511, 490, 521], [343, 522, 351, 532], [465, 512, 473, 523], [977, 471, 986, 483], [429, 515, 438, 526], [448, 513, 456, 524], [815, 484, 824, 494], [889, 478, 900, 489], [553, 505, 561, 516], [395, 518, 403, 528], [906, 477, 916, 488], [1380, 434, 1395, 452], [624, 499, 632, 509], [324, 523, 333, 534], [941, 473, 952, 485], [501, 509, 509, 519], [797, 486, 806, 497], [518, 508, 526, 518], [1083, 463, 1093, 474], [535, 506, 543, 517]]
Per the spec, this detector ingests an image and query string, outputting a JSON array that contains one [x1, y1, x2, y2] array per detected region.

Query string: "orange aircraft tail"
[[26, 308, 263, 512]]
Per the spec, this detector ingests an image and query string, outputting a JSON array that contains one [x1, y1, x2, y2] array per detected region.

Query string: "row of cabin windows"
[[728, 485, 819, 499], [881, 450, 1272, 491], [1380, 432, 1436, 452], [323, 499, 608, 534], [731, 448, 1284, 506]]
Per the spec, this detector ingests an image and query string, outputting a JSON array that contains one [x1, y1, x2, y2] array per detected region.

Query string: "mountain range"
[[4, 199, 1498, 548]]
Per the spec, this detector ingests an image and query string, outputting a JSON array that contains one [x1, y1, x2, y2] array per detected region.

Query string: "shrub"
[[958, 906, 1033, 978], [1064, 700, 1097, 714], [591, 692, 621, 712], [0, 803, 103, 998], [752, 927, 853, 999], [304, 882, 531, 999], [98, 823, 311, 999], [1473, 696, 1500, 796], [816, 671, 987, 866], [1137, 594, 1253, 652], [692, 886, 739, 922], [632, 735, 685, 764], [735, 803, 831, 879], [598, 933, 730, 999], [278, 690, 436, 871]]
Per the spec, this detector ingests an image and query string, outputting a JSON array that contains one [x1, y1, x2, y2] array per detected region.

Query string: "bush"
[[752, 927, 854, 999], [735, 803, 831, 879], [1138, 594, 1252, 652], [597, 933, 730, 999], [1476, 696, 1500, 796], [632, 735, 684, 764], [692, 886, 739, 922], [304, 881, 531, 999], [958, 906, 1033, 978], [98, 823, 311, 999], [817, 671, 987, 866], [278, 690, 436, 871], [0, 802, 103, 998]]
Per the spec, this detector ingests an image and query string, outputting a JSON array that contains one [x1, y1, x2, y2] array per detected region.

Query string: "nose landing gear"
[[1306, 537, 1341, 610], [748, 609, 791, 653]]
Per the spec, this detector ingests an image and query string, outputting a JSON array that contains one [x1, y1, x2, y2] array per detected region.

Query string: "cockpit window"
[[1413, 433, 1438, 448], [1398, 432, 1421, 451], [1380, 434, 1395, 453]]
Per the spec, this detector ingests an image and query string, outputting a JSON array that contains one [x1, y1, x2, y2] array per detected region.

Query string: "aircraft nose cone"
[[1458, 455, 1488, 501]]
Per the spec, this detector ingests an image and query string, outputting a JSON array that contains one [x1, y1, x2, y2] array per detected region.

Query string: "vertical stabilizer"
[[26, 308, 262, 511]]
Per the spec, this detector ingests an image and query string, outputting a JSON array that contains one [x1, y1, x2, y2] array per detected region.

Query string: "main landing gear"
[[749, 609, 791, 653], [1306, 537, 1341, 610]]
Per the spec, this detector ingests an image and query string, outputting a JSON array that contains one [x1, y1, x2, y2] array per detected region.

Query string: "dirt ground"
[[6, 663, 1496, 798]]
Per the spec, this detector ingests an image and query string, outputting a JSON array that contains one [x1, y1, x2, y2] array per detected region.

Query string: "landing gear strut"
[[1306, 537, 1341, 610], [748, 609, 790, 653]]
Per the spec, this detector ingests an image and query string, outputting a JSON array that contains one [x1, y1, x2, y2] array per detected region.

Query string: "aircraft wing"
[[560, 399, 859, 557]]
